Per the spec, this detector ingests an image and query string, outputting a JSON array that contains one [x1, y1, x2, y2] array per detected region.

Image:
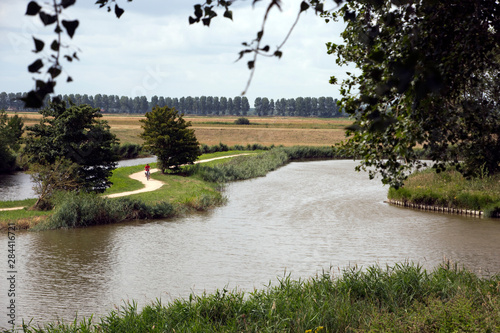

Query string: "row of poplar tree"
[[0, 92, 343, 117]]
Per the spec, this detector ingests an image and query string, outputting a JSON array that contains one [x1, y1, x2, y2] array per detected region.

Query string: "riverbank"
[[0, 146, 343, 231], [17, 262, 500, 332], [0, 152, 248, 230], [387, 167, 500, 218]]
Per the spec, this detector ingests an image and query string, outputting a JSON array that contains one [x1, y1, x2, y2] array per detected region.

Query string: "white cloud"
[[0, 0, 354, 103]]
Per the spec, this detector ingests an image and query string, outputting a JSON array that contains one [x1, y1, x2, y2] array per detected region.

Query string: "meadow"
[[15, 112, 351, 147]]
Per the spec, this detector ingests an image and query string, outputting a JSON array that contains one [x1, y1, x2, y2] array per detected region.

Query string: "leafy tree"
[[28, 158, 79, 210], [0, 110, 24, 172], [23, 100, 118, 193], [233, 96, 242, 116], [241, 97, 250, 116], [140, 106, 200, 173], [328, 0, 500, 186]]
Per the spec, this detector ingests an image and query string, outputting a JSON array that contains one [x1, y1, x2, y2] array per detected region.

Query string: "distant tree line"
[[1, 92, 344, 118]]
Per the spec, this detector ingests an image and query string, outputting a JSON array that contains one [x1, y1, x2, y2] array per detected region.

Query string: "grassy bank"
[[18, 262, 500, 332], [6, 146, 342, 231], [388, 168, 500, 217]]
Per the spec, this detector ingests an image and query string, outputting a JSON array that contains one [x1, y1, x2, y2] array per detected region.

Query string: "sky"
[[0, 0, 352, 103]]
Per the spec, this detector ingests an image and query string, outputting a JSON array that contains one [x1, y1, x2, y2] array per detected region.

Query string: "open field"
[[13, 112, 351, 146]]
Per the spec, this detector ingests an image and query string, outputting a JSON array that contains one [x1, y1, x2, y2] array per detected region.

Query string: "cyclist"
[[145, 164, 151, 180]]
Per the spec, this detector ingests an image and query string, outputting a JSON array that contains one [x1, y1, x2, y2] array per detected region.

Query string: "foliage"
[[189, 146, 339, 183], [34, 192, 176, 230], [112, 142, 144, 159], [19, 262, 500, 332], [234, 117, 250, 125], [328, 0, 500, 187], [3, 91, 344, 118], [140, 106, 201, 173], [199, 142, 272, 154], [23, 100, 118, 193], [388, 168, 500, 217], [0, 110, 24, 172], [27, 158, 79, 210]]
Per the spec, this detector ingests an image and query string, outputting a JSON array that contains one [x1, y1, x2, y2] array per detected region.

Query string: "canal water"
[[1, 160, 499, 328]]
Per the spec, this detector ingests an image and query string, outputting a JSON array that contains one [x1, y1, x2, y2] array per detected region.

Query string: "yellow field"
[[13, 112, 351, 147]]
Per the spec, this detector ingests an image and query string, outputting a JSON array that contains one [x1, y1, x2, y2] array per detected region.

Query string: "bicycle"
[[145, 170, 151, 180]]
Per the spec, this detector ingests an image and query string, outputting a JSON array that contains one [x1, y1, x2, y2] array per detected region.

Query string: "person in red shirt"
[[145, 164, 151, 180]]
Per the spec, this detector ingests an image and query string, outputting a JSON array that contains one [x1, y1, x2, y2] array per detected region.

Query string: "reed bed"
[[18, 262, 500, 332], [388, 168, 500, 217]]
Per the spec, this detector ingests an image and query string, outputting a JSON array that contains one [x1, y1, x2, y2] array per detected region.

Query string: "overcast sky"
[[0, 0, 351, 103]]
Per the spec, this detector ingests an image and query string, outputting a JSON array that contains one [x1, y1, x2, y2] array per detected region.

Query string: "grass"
[[388, 167, 500, 217], [18, 262, 500, 332], [0, 198, 36, 209]]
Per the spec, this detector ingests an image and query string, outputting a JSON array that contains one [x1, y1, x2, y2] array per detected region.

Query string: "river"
[[1, 159, 499, 328]]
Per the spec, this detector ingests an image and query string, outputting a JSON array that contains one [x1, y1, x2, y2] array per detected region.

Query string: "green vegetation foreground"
[[19, 262, 500, 332]]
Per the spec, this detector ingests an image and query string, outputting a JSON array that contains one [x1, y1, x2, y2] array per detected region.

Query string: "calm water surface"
[[1, 160, 499, 328]]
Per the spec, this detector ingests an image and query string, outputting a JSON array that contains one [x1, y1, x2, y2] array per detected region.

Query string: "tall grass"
[[112, 142, 145, 159], [189, 146, 342, 183], [32, 192, 175, 230], [19, 262, 500, 332], [199, 142, 273, 154], [388, 167, 500, 217]]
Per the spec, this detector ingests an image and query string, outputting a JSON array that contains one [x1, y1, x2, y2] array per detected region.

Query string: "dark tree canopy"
[[23, 100, 118, 192], [140, 106, 201, 173], [0, 110, 24, 172], [328, 0, 500, 186]]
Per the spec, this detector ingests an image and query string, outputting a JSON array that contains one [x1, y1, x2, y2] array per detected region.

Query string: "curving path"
[[0, 154, 249, 211]]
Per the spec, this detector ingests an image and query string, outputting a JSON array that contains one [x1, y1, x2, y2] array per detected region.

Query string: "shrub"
[[34, 192, 176, 230], [234, 117, 250, 125], [113, 143, 144, 159]]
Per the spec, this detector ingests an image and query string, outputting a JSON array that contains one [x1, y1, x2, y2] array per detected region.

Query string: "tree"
[[328, 0, 500, 186], [241, 97, 250, 116], [23, 100, 118, 193], [0, 110, 24, 173], [28, 158, 79, 210], [140, 106, 201, 173]]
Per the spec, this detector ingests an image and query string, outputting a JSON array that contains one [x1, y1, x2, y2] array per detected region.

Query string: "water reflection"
[[0, 172, 36, 201], [1, 160, 499, 328]]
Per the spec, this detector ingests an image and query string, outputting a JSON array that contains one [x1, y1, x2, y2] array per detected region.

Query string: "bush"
[[34, 192, 176, 230], [234, 117, 250, 125], [112, 143, 144, 159]]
